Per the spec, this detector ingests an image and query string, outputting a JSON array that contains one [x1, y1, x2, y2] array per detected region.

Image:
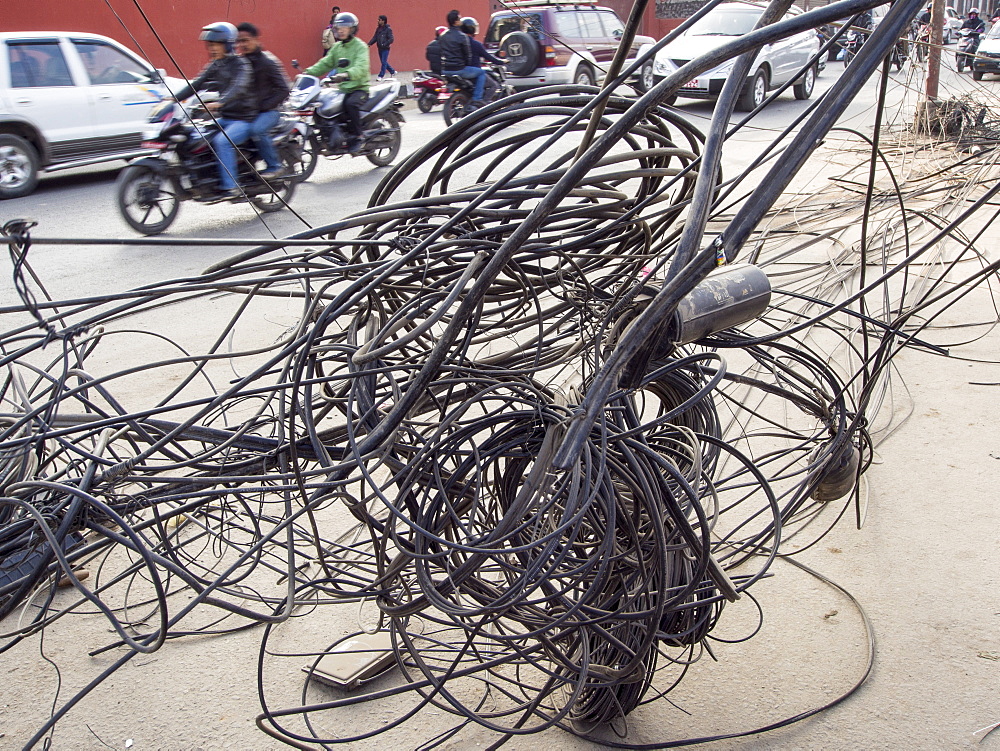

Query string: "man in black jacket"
[[236, 23, 291, 179], [425, 26, 447, 75], [369, 15, 396, 80], [439, 9, 485, 106], [173, 22, 254, 196]]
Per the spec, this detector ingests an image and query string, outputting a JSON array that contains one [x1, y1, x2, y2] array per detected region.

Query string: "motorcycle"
[[442, 63, 513, 127], [284, 60, 404, 182], [842, 28, 866, 65], [956, 28, 982, 72], [115, 98, 302, 235], [412, 69, 448, 113]]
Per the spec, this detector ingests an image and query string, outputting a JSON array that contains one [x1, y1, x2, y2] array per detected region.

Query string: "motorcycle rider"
[[440, 9, 485, 109], [426, 26, 447, 76], [962, 7, 986, 33], [304, 11, 369, 153], [236, 22, 291, 180], [172, 22, 255, 198], [460, 17, 505, 102]]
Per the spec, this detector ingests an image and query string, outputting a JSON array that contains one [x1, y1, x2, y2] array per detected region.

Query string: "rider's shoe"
[[259, 166, 286, 180], [347, 137, 363, 154], [470, 99, 486, 109]]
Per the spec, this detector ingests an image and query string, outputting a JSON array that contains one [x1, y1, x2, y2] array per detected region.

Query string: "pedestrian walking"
[[369, 15, 396, 80]]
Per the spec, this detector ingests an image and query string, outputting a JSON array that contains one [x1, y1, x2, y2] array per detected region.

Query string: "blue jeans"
[[249, 110, 281, 172], [212, 118, 253, 190], [377, 48, 395, 77], [443, 66, 485, 101]]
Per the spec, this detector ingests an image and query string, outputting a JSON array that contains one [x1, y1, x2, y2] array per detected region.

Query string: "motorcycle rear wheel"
[[366, 112, 402, 167], [116, 164, 179, 235], [249, 179, 296, 213], [443, 92, 470, 127], [418, 92, 437, 113]]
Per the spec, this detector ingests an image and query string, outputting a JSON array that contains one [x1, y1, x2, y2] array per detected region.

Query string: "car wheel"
[[574, 64, 596, 87], [637, 60, 655, 93], [737, 68, 768, 111], [973, 69, 984, 80], [116, 164, 179, 235], [793, 64, 816, 100], [0, 134, 41, 200], [499, 31, 539, 76]]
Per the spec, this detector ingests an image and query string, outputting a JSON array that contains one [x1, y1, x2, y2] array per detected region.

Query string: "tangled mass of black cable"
[[5, 0, 1000, 746]]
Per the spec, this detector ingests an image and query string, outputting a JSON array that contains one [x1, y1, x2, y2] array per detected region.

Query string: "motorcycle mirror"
[[337, 58, 350, 68], [292, 59, 299, 69]]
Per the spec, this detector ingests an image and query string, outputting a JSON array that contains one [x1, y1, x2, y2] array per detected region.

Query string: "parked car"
[[944, 6, 963, 43], [483, 2, 657, 92], [652, 2, 821, 110], [972, 19, 1000, 78], [0, 31, 181, 199]]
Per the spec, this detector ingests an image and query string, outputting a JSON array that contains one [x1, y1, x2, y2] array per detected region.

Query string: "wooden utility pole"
[[917, 0, 946, 132], [926, 0, 945, 99]]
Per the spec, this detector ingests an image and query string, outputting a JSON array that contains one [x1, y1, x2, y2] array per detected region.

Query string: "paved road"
[[0, 55, 978, 307]]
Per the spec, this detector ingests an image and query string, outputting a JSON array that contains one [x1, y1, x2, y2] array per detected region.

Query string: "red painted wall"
[[3, 0, 492, 78]]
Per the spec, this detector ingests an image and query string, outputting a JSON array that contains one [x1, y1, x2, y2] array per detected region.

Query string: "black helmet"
[[199, 22, 238, 53], [460, 16, 479, 35], [334, 11, 360, 37]]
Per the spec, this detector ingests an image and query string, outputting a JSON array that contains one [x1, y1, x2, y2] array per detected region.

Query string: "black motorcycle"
[[956, 28, 982, 72], [116, 98, 302, 234], [442, 64, 512, 127], [284, 60, 404, 181]]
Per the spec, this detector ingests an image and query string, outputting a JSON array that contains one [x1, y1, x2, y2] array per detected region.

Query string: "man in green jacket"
[[305, 11, 369, 152]]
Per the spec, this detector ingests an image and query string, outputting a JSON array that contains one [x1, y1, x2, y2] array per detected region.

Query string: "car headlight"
[[654, 59, 669, 74]]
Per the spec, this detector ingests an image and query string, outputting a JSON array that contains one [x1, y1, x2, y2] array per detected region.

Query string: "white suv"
[[0, 31, 179, 199]]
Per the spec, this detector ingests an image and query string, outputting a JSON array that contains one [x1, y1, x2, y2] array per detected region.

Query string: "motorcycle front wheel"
[[417, 92, 437, 113], [443, 92, 470, 127], [957, 53, 966, 72], [249, 178, 296, 213], [366, 112, 402, 167], [286, 130, 319, 183], [116, 164, 179, 235]]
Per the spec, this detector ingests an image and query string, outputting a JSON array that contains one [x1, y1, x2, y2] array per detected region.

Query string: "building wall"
[[4, 0, 492, 79]]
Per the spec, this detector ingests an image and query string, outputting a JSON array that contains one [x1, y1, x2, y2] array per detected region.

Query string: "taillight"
[[544, 45, 557, 67]]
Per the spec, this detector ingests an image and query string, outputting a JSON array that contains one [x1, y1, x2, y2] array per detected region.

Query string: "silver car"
[[652, 2, 821, 110]]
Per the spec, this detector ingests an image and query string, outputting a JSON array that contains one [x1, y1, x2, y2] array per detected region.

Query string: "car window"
[[688, 8, 761, 36], [577, 11, 607, 40], [7, 41, 74, 88], [485, 13, 543, 43], [554, 12, 582, 39], [73, 40, 151, 84], [597, 11, 625, 40]]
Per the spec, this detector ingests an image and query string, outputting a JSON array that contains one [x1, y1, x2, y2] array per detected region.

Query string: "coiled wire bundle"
[[8, 0, 1000, 744]]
